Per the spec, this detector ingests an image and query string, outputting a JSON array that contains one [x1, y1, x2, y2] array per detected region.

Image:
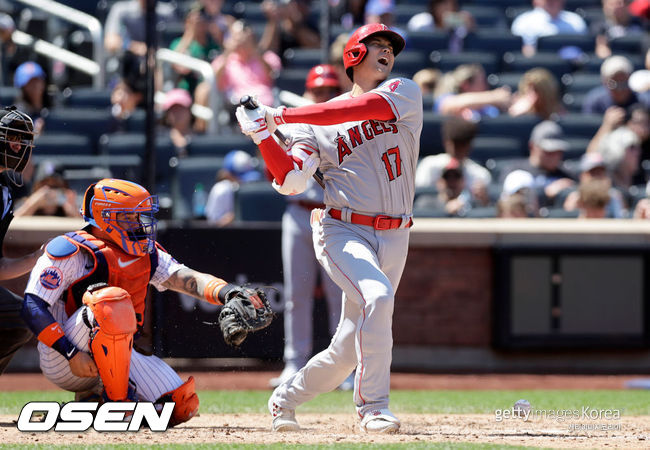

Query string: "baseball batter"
[[236, 24, 423, 433], [20, 178, 269, 426]]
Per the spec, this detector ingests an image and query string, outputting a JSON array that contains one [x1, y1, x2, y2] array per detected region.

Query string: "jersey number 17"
[[381, 146, 402, 181]]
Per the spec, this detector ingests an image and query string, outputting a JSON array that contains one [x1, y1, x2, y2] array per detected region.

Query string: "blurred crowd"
[[0, 0, 648, 220]]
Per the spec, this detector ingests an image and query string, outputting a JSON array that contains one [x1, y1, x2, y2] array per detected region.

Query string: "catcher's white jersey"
[[24, 244, 186, 400], [289, 78, 422, 216]]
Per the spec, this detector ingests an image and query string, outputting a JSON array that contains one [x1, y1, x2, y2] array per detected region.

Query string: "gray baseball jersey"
[[289, 78, 423, 216]]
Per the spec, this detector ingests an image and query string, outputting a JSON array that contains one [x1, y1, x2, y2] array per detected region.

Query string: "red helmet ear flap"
[[344, 43, 367, 69]]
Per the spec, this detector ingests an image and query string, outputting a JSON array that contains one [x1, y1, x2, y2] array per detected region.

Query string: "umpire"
[[0, 106, 41, 374]]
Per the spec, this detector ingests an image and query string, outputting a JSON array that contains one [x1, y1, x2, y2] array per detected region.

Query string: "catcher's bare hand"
[[218, 286, 273, 346], [69, 351, 99, 378]]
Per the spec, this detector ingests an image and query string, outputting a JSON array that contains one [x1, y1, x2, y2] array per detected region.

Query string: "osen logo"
[[17, 401, 175, 432]]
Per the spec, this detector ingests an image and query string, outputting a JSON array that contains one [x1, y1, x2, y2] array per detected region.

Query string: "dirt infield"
[[2, 413, 648, 448], [1, 372, 648, 447], [0, 371, 643, 391]]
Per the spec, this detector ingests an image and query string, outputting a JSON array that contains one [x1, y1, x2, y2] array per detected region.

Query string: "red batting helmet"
[[343, 23, 405, 81], [305, 64, 340, 90]]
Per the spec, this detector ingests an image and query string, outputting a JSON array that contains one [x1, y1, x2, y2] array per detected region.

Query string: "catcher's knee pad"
[[83, 283, 137, 401], [157, 376, 199, 427]]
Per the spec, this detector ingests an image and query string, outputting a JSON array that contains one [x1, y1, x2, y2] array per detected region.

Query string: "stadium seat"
[[393, 50, 429, 78], [464, 206, 498, 218], [464, 30, 522, 56], [393, 4, 427, 25], [63, 87, 112, 109], [275, 68, 310, 94], [471, 136, 526, 165], [562, 92, 588, 112], [33, 133, 92, 156], [234, 181, 286, 222], [419, 112, 445, 157], [462, 5, 507, 28], [577, 7, 604, 26], [562, 72, 602, 94], [537, 34, 596, 54], [407, 30, 449, 54], [430, 51, 499, 75], [609, 35, 644, 55], [477, 115, 541, 144], [580, 53, 644, 74], [283, 48, 324, 70], [0, 86, 18, 107], [188, 134, 257, 157], [558, 113, 603, 139], [170, 156, 224, 220], [540, 207, 580, 218], [45, 108, 114, 152], [485, 156, 528, 180], [487, 72, 526, 91], [565, 137, 590, 160], [31, 154, 143, 183], [502, 52, 573, 80], [565, 0, 604, 11]]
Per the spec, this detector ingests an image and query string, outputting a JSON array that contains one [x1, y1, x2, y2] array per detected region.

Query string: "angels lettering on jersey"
[[334, 120, 399, 165]]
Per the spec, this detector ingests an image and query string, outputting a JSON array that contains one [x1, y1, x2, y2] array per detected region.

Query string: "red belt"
[[296, 200, 326, 211], [328, 208, 412, 230]]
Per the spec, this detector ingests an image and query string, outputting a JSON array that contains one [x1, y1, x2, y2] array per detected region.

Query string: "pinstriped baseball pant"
[[39, 306, 183, 401]]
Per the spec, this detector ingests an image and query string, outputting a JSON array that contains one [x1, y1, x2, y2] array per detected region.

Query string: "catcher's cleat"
[[268, 394, 300, 432], [268, 364, 298, 388], [359, 408, 401, 434]]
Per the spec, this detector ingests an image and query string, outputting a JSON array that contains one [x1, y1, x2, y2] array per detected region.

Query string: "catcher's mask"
[[0, 106, 35, 186], [82, 178, 159, 256]]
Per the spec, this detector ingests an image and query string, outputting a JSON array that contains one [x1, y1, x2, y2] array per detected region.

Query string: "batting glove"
[[235, 105, 270, 145], [259, 104, 286, 134], [272, 153, 320, 195]]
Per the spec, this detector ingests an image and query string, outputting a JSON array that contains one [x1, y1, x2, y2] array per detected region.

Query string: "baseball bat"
[[240, 95, 325, 189]]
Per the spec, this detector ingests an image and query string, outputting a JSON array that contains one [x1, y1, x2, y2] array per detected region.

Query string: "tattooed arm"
[[161, 267, 237, 306]]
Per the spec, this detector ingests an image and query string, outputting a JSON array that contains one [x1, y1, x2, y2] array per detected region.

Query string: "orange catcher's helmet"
[[343, 23, 405, 81], [305, 64, 341, 91], [81, 179, 159, 256]]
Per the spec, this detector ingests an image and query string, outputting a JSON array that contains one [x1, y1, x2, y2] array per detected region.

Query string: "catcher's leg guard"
[[156, 376, 199, 427], [83, 284, 137, 401]]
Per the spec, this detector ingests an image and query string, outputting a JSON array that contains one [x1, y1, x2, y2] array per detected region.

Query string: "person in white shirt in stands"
[[511, 0, 587, 56]]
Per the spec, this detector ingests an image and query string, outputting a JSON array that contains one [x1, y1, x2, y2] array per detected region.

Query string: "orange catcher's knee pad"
[[157, 376, 199, 427], [83, 284, 137, 401]]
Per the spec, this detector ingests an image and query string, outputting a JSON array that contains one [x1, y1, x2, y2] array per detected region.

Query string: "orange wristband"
[[38, 322, 65, 347], [204, 277, 227, 305]]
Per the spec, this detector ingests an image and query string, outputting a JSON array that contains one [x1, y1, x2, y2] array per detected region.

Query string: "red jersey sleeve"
[[282, 93, 395, 125]]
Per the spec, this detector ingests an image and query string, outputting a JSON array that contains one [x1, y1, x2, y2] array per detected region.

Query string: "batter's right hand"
[[235, 106, 270, 145], [69, 351, 99, 378]]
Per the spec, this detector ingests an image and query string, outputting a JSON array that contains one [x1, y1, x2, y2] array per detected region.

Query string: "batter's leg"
[[271, 292, 360, 410]]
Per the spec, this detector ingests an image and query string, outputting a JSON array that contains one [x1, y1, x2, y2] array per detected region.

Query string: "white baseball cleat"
[[359, 408, 401, 434], [268, 394, 300, 432]]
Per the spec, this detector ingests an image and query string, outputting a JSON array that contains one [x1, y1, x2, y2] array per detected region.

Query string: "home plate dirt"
[[2, 413, 648, 447]]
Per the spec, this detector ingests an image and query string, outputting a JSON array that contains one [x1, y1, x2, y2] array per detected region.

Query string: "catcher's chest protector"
[[63, 230, 157, 326]]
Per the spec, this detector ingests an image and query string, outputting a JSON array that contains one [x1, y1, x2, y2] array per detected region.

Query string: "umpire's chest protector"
[[62, 230, 157, 327]]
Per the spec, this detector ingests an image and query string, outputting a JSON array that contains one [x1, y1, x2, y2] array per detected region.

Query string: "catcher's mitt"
[[218, 286, 273, 346]]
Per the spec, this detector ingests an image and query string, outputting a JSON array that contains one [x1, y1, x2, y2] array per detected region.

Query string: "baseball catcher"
[[20, 178, 273, 426]]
